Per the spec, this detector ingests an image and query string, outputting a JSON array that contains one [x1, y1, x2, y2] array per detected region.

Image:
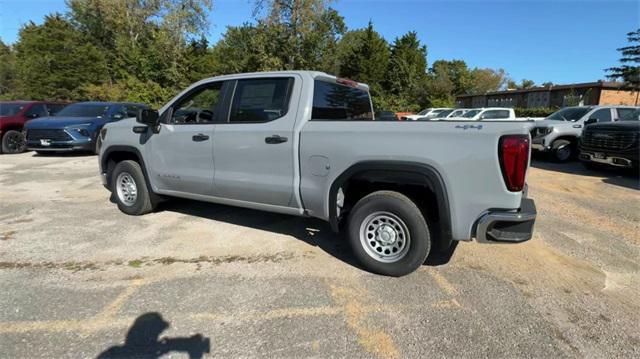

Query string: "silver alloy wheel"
[[556, 144, 571, 161], [116, 172, 138, 206], [359, 211, 411, 263]]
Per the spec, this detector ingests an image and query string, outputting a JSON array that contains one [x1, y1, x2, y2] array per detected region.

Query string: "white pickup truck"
[[401, 108, 451, 121], [99, 71, 537, 276]]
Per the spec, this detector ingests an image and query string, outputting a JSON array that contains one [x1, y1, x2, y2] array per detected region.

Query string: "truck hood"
[[531, 119, 572, 128], [24, 116, 102, 129]]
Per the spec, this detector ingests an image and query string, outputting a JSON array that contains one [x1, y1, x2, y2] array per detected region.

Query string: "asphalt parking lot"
[[0, 152, 638, 358]]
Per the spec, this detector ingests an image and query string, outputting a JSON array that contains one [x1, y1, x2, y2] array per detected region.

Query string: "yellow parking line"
[[426, 269, 459, 296], [327, 280, 400, 359], [94, 278, 145, 321]]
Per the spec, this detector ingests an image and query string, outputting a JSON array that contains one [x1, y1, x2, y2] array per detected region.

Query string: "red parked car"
[[0, 101, 69, 154]]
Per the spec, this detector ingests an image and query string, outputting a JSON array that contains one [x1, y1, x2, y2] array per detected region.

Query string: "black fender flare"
[[328, 161, 452, 240], [101, 145, 151, 191]]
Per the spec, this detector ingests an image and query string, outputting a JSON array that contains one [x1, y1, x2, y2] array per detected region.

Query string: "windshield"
[[418, 109, 430, 115], [462, 109, 481, 118], [449, 110, 464, 117], [547, 107, 591, 122], [0, 103, 26, 116], [620, 109, 640, 121], [57, 103, 110, 117], [436, 110, 453, 117]]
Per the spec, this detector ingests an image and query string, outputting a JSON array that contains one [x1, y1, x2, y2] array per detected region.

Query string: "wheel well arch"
[[552, 135, 579, 145], [1, 125, 24, 134], [328, 161, 452, 244], [101, 146, 149, 190]]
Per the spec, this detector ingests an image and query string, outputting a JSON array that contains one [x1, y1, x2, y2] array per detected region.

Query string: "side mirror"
[[112, 113, 124, 120], [137, 109, 159, 127], [584, 118, 598, 126], [29, 113, 39, 119]]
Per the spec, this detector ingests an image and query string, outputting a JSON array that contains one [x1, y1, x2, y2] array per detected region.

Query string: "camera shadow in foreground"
[[97, 312, 210, 359]]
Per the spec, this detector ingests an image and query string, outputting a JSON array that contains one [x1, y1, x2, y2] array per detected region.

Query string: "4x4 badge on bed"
[[455, 124, 483, 130]]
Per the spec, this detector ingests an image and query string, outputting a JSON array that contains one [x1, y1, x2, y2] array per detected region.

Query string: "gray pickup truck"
[[98, 71, 536, 276], [530, 106, 638, 161]]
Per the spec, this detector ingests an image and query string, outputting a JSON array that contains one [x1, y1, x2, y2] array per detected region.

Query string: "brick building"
[[455, 81, 639, 109]]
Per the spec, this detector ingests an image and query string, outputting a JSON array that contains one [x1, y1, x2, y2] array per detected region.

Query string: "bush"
[[514, 107, 557, 118]]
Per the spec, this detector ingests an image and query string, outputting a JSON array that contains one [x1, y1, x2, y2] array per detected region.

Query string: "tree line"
[[2, 1, 633, 111]]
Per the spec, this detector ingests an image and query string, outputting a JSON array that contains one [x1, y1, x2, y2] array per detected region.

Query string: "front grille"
[[26, 129, 72, 141], [581, 131, 638, 150]]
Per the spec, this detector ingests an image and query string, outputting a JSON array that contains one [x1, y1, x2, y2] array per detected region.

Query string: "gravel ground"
[[0, 152, 638, 358]]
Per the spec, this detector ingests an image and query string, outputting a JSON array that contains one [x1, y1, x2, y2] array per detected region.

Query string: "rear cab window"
[[311, 79, 373, 121]]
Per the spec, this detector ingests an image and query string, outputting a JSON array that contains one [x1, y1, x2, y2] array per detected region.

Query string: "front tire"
[[1, 130, 26, 154], [111, 160, 155, 215], [551, 139, 573, 162], [94, 136, 102, 155], [347, 191, 431, 277]]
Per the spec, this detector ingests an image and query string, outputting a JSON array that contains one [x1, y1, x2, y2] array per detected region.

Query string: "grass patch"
[[128, 259, 143, 268]]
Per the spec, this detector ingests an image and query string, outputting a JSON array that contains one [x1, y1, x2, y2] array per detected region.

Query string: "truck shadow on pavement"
[[160, 199, 457, 272], [31, 151, 95, 157], [97, 312, 210, 359], [531, 158, 639, 191]]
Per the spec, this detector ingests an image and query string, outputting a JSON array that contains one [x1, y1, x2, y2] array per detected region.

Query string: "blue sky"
[[1, 0, 638, 84]]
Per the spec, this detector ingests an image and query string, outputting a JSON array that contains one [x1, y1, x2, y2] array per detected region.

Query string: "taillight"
[[499, 135, 529, 192]]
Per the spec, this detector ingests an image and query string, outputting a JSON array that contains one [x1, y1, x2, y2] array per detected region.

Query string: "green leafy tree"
[[507, 78, 535, 89], [67, 0, 213, 89], [429, 60, 472, 95], [0, 39, 17, 98], [386, 31, 428, 106], [336, 21, 389, 97], [14, 14, 108, 100], [468, 67, 509, 94], [212, 23, 285, 74], [606, 29, 639, 104], [254, 0, 345, 70]]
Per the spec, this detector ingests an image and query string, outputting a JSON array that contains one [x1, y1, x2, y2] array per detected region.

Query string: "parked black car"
[[579, 108, 639, 170]]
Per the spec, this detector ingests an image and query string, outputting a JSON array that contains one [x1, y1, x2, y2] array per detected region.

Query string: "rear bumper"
[[475, 198, 537, 243]]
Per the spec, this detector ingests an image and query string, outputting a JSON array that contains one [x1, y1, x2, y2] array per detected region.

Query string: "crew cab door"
[[147, 81, 227, 196], [213, 76, 299, 207]]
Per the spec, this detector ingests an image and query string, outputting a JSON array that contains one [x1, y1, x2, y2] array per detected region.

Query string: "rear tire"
[[347, 191, 431, 277], [551, 139, 573, 162], [1, 130, 26, 154], [111, 160, 155, 215]]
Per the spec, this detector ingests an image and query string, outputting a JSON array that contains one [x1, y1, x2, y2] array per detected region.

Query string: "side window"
[[311, 80, 373, 121], [229, 78, 292, 123], [485, 110, 510, 119], [124, 105, 141, 118], [25, 104, 48, 118], [171, 82, 223, 124], [496, 110, 510, 119], [616, 108, 635, 120], [46, 104, 66, 116], [590, 109, 612, 122]]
